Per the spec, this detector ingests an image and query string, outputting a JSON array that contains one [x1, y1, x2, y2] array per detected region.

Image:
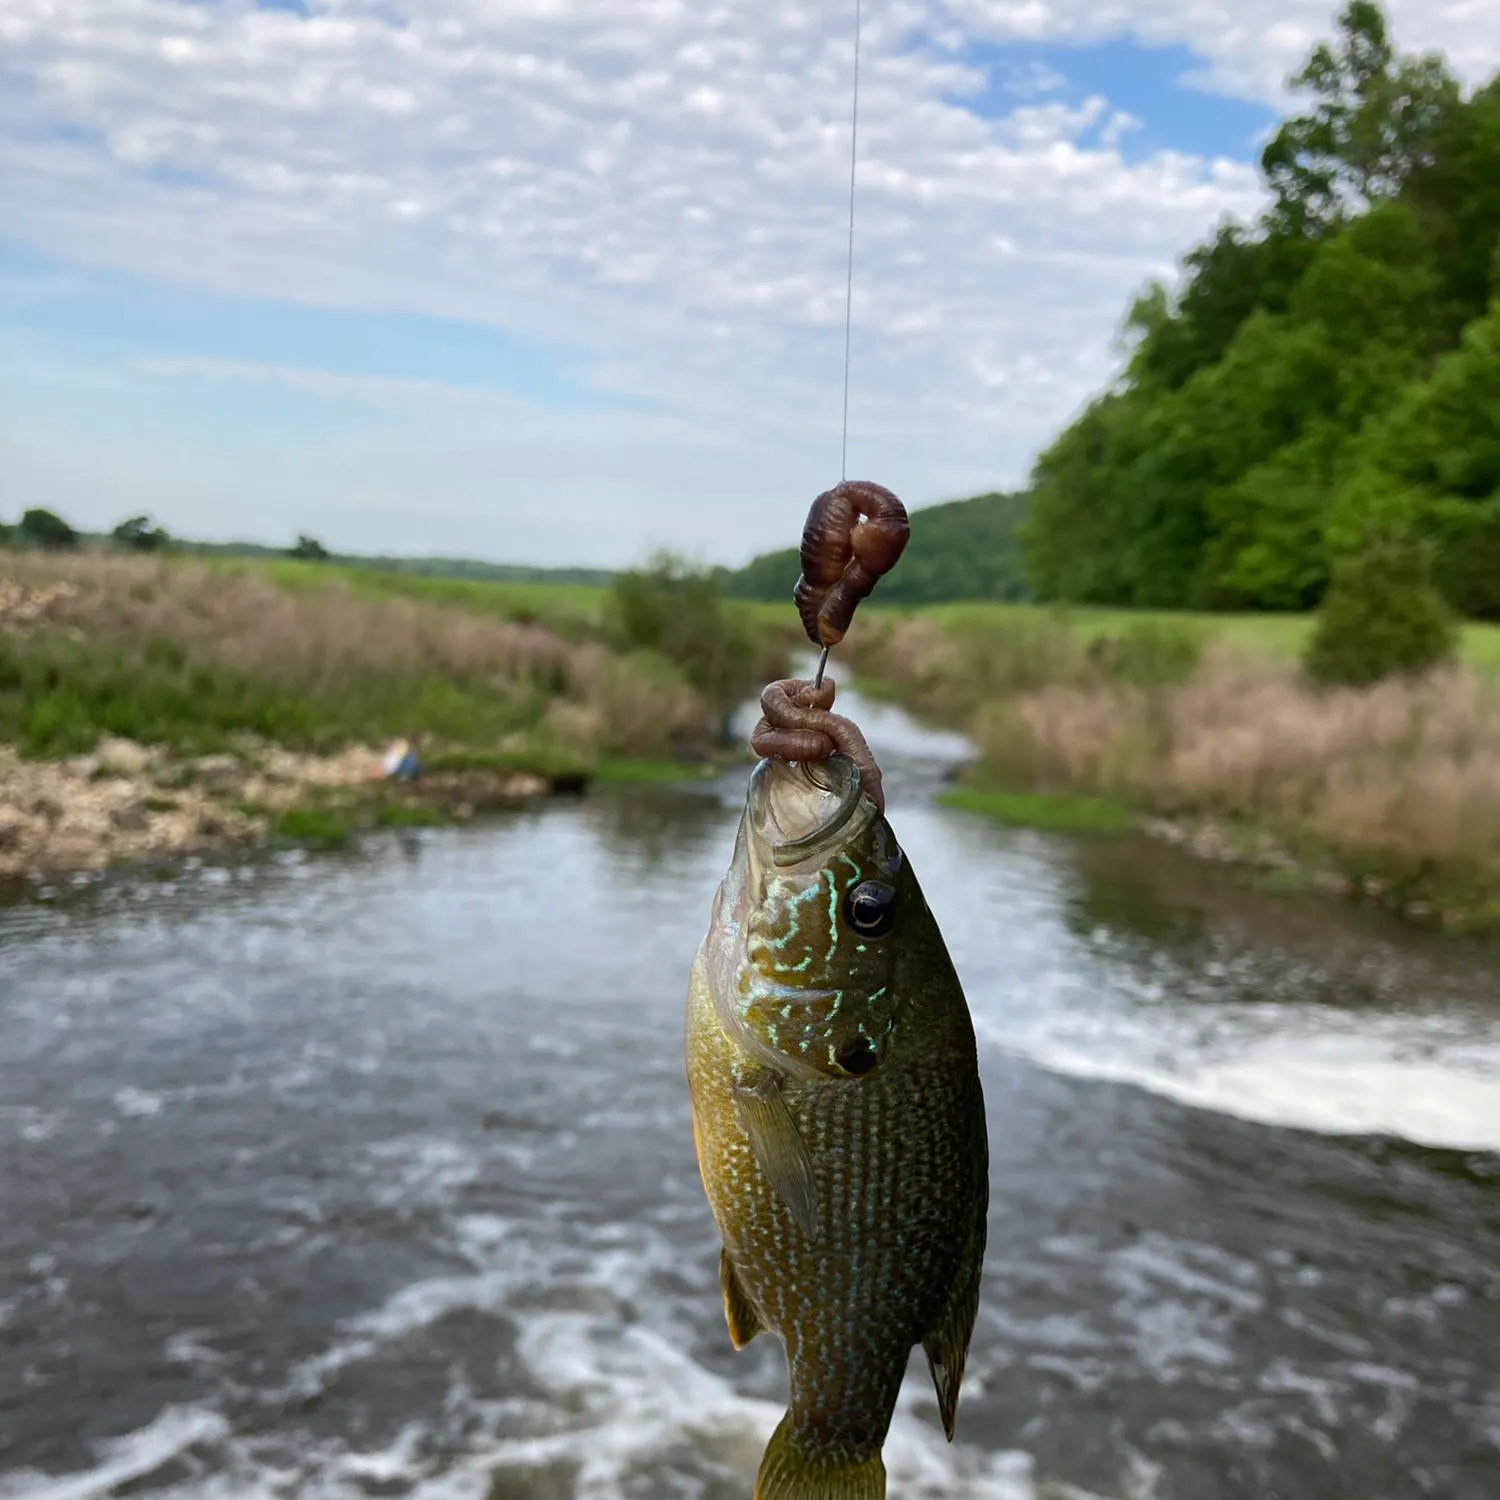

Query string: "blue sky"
[[0, 2, 1488, 566], [958, 38, 1280, 164], [0, 242, 632, 419]]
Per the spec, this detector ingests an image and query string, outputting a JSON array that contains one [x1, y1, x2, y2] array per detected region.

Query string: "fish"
[[685, 747, 989, 1500]]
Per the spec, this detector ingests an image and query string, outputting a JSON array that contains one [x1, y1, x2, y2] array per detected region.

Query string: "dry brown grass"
[[849, 608, 1500, 911], [845, 611, 1094, 724], [0, 551, 733, 762], [4, 551, 573, 694], [971, 645, 1500, 886]]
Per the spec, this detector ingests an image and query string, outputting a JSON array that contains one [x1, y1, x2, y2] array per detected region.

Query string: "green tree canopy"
[[112, 514, 172, 552], [17, 508, 79, 551], [1022, 2, 1500, 619]]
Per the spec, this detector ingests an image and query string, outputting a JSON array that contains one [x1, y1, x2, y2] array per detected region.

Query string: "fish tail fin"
[[753, 1413, 885, 1500]]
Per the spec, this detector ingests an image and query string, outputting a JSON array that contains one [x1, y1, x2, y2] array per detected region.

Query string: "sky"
[[2, 1, 1498, 570]]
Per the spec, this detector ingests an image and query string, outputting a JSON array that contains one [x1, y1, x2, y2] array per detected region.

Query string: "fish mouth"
[[747, 753, 866, 869]]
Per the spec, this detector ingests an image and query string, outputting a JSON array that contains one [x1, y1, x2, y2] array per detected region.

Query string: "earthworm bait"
[[748, 481, 910, 812], [792, 480, 909, 650], [749, 677, 885, 814]]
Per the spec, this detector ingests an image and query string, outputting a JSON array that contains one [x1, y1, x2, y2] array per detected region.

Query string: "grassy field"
[[859, 600, 1500, 672], [263, 560, 613, 637]]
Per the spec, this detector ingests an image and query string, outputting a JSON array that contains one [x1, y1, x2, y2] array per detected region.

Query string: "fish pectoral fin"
[[922, 1214, 985, 1441], [732, 1070, 820, 1239], [719, 1248, 765, 1349]]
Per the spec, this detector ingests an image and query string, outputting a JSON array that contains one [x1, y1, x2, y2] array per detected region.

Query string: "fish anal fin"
[[754, 1412, 885, 1500], [719, 1248, 765, 1350], [922, 1219, 985, 1441], [732, 1071, 820, 1238]]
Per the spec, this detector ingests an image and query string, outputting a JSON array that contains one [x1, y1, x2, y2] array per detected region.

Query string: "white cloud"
[[0, 0, 1496, 565]]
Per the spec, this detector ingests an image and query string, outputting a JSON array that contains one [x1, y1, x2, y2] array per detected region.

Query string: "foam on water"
[[0, 1194, 1125, 1500], [0, 1408, 231, 1500], [977, 1002, 1500, 1154]]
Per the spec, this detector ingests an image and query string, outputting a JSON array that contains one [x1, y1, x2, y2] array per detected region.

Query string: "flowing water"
[[1, 686, 1498, 1500]]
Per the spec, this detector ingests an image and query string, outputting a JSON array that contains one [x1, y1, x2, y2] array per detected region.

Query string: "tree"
[[289, 534, 330, 561], [1260, 1, 1460, 233], [1019, 3, 1500, 615], [112, 514, 172, 552], [1327, 295, 1500, 615], [17, 508, 79, 551]]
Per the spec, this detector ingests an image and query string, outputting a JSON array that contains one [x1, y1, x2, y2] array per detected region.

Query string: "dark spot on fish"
[[835, 1036, 880, 1075], [845, 880, 897, 937]]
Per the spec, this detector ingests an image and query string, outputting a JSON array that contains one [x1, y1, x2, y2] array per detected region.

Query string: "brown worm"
[[749, 676, 885, 814], [793, 480, 909, 648]]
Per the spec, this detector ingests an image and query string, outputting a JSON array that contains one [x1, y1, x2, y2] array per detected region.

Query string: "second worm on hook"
[[749, 676, 885, 813]]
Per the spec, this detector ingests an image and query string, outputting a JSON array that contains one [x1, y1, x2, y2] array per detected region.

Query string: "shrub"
[[1302, 534, 1458, 687], [18, 508, 79, 551], [112, 514, 172, 553], [607, 551, 771, 714], [1086, 619, 1205, 687]]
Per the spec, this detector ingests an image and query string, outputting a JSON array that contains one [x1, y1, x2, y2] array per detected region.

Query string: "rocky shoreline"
[[0, 737, 563, 884]]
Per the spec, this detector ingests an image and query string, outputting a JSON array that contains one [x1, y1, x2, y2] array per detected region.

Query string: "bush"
[[1085, 619, 1205, 687], [112, 514, 172, 553], [1302, 535, 1458, 687], [607, 551, 769, 714], [18, 508, 79, 551]]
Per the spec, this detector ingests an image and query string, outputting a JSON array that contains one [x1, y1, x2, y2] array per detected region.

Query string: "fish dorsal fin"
[[732, 1068, 820, 1238], [719, 1248, 765, 1349]]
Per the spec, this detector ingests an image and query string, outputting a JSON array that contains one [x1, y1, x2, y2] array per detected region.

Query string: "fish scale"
[[686, 752, 989, 1500]]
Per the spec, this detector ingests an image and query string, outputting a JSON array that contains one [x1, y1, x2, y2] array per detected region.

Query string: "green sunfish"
[[686, 750, 989, 1499]]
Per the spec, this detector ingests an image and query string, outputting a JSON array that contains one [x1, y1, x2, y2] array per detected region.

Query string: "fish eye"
[[835, 1036, 880, 1076], [844, 880, 897, 938]]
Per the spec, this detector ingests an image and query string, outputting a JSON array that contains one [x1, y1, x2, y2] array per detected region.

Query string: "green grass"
[[321, 566, 610, 636], [422, 745, 594, 784], [937, 786, 1137, 834], [272, 806, 354, 847], [373, 802, 448, 829], [0, 630, 544, 759], [861, 600, 1500, 671], [591, 756, 724, 784]]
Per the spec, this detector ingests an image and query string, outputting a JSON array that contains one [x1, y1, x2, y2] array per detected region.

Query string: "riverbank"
[[849, 612, 1500, 934], [0, 553, 784, 881], [0, 735, 579, 880]]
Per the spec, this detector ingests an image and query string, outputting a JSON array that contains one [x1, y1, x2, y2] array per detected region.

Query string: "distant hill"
[[727, 489, 1031, 605]]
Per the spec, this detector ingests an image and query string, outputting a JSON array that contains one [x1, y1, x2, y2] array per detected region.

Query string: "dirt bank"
[[0, 737, 560, 882]]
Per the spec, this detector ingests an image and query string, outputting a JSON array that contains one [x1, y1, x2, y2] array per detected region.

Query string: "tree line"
[[1022, 1, 1500, 617], [0, 507, 338, 560]]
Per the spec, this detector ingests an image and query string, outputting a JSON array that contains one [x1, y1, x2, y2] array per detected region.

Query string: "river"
[[1, 685, 1497, 1500]]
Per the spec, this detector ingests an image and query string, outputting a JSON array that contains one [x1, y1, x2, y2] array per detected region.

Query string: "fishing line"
[[839, 0, 863, 485], [815, 0, 864, 695]]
